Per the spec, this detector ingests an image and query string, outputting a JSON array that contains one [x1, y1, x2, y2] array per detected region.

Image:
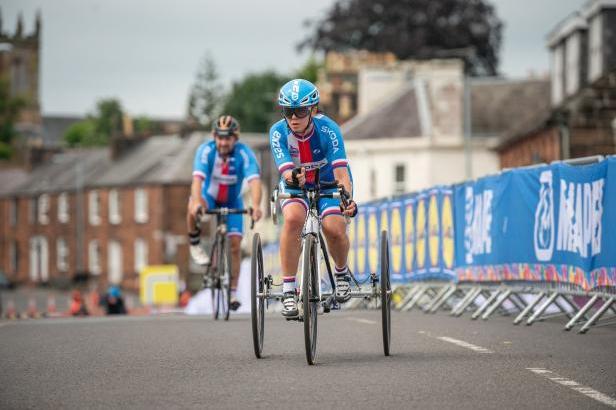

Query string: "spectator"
[[69, 290, 89, 316], [104, 285, 127, 315]]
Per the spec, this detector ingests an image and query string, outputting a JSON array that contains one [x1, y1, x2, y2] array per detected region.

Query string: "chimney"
[[110, 134, 145, 160]]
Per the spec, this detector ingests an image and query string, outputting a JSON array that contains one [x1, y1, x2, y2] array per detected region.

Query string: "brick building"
[[0, 133, 271, 291], [497, 0, 616, 168]]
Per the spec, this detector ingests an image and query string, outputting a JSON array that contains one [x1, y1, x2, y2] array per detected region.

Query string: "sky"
[[2, 0, 587, 119]]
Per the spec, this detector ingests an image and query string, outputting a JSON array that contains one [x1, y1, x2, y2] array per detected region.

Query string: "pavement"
[[1, 309, 615, 409]]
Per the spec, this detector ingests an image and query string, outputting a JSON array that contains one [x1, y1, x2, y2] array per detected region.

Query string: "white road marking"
[[347, 318, 377, 325], [436, 336, 493, 354], [527, 368, 616, 408]]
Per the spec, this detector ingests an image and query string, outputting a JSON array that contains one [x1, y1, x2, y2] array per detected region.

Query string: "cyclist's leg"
[[320, 200, 349, 267], [279, 193, 307, 316], [225, 200, 244, 293], [188, 194, 216, 265]]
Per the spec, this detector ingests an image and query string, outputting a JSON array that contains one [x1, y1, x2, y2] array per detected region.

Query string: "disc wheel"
[[251, 233, 265, 358], [380, 230, 391, 356], [302, 235, 319, 365]]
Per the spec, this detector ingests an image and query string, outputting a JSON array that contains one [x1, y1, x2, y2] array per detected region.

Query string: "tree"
[[295, 56, 323, 84], [187, 53, 223, 129], [0, 77, 26, 160], [299, 0, 503, 75], [221, 71, 289, 132], [63, 98, 124, 147]]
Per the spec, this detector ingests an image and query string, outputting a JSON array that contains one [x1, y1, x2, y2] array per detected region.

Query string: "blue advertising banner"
[[264, 157, 615, 291]]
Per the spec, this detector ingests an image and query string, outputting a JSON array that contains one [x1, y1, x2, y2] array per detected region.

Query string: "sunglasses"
[[282, 106, 311, 119]]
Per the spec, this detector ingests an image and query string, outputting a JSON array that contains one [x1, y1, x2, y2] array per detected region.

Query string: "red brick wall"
[[499, 127, 561, 169]]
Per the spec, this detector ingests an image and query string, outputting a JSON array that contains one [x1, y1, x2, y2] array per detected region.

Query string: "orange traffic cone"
[[47, 294, 57, 317], [5, 299, 16, 319], [27, 297, 40, 319]]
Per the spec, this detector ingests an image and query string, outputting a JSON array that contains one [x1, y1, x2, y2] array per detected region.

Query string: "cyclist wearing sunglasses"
[[269, 79, 358, 318], [187, 115, 263, 310]]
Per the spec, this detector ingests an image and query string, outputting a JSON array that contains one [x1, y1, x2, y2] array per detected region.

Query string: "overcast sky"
[[2, 0, 587, 118]]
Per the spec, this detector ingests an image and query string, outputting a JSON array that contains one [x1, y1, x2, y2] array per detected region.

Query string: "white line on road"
[[436, 336, 493, 354], [527, 368, 616, 408], [346, 318, 377, 325]]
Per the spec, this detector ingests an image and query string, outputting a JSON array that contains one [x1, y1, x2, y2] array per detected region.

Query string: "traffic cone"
[[5, 299, 16, 319], [46, 294, 57, 317], [27, 297, 40, 319]]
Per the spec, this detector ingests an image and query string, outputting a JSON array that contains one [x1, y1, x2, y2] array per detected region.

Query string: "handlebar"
[[196, 206, 255, 230]]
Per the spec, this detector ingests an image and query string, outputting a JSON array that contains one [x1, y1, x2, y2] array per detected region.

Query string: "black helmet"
[[213, 115, 240, 138]]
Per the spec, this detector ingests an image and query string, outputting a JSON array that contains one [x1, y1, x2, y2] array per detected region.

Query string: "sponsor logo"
[[428, 193, 440, 268], [301, 159, 328, 171], [271, 131, 284, 159], [464, 187, 493, 264], [416, 198, 426, 269], [289, 146, 299, 158], [291, 80, 299, 101], [213, 174, 238, 185], [357, 213, 366, 274], [405, 202, 415, 272], [534, 171, 555, 261], [391, 207, 402, 274], [556, 177, 604, 258], [313, 148, 321, 154], [441, 193, 455, 269], [320, 126, 340, 154], [368, 210, 378, 274]]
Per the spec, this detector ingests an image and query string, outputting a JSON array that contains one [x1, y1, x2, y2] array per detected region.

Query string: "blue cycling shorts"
[[203, 194, 245, 237]]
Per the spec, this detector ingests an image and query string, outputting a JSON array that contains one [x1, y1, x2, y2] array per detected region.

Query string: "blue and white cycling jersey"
[[269, 113, 352, 218], [192, 140, 260, 205], [269, 113, 350, 186]]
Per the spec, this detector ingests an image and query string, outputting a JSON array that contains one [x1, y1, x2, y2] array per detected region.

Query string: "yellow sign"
[[140, 265, 179, 306], [416, 199, 426, 269], [405, 202, 414, 272], [391, 207, 402, 274], [357, 214, 366, 274], [428, 194, 440, 268], [348, 217, 356, 273], [442, 194, 455, 268], [368, 211, 378, 273]]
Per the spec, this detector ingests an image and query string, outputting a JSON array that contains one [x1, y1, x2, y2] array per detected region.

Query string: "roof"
[[42, 115, 84, 147], [0, 132, 269, 197], [342, 84, 423, 139], [470, 78, 552, 138]]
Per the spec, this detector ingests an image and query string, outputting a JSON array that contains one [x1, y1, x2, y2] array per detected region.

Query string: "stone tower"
[[0, 9, 42, 144]]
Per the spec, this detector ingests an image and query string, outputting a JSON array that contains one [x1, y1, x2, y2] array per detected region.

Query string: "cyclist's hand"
[[251, 206, 263, 222], [189, 197, 207, 219], [342, 199, 358, 217], [284, 167, 306, 187]]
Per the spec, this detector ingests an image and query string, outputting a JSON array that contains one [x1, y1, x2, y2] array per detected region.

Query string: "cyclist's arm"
[[190, 144, 210, 217], [269, 125, 294, 180], [333, 167, 352, 198], [248, 178, 263, 220]]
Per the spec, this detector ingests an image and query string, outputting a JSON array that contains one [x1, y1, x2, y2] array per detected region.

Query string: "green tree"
[[222, 71, 289, 133], [295, 56, 323, 84], [187, 53, 223, 129], [299, 0, 503, 75], [133, 115, 158, 136], [63, 98, 124, 147], [0, 77, 27, 160]]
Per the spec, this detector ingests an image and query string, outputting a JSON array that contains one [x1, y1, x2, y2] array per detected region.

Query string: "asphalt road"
[[1, 310, 615, 409]]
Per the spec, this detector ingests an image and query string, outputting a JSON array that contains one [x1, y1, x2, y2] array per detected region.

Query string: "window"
[[9, 198, 18, 226], [370, 168, 377, 199], [134, 238, 148, 273], [57, 238, 69, 272], [394, 164, 406, 195], [29, 236, 49, 282], [109, 189, 121, 224], [108, 240, 123, 284], [89, 190, 101, 225], [134, 188, 148, 223], [58, 192, 69, 223], [38, 194, 50, 225], [88, 240, 101, 275]]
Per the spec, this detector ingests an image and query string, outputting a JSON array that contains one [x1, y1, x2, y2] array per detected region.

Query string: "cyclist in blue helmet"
[[269, 79, 358, 318]]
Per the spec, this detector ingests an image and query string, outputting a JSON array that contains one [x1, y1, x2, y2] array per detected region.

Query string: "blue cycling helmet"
[[278, 79, 320, 108], [108, 285, 122, 298]]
